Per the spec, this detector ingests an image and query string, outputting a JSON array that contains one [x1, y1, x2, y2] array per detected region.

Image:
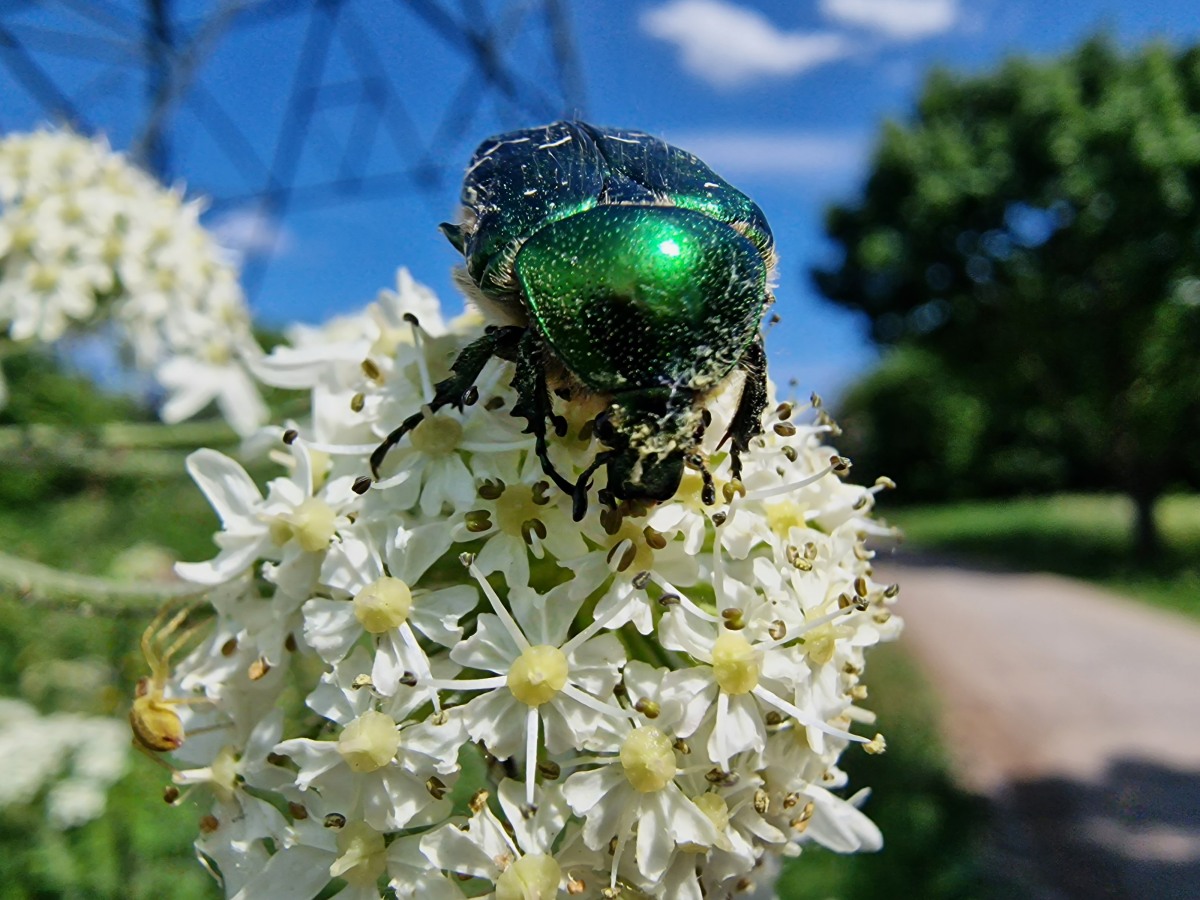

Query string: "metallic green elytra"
[[371, 121, 775, 520]]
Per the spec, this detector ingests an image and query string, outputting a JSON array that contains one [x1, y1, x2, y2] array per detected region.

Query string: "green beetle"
[[371, 121, 775, 520]]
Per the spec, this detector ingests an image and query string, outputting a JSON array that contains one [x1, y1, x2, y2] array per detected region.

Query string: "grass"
[[779, 644, 991, 900], [885, 493, 1200, 620]]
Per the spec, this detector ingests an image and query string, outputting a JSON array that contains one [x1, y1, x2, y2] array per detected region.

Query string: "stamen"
[[409, 318, 434, 400], [526, 706, 539, 807], [751, 685, 866, 743], [650, 573, 717, 623], [467, 561, 530, 652]]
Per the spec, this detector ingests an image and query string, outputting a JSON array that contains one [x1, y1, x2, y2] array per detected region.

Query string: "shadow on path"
[[875, 560, 1200, 900], [990, 758, 1200, 900]]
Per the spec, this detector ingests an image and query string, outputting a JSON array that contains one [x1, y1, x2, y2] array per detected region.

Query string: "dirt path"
[[874, 558, 1200, 900]]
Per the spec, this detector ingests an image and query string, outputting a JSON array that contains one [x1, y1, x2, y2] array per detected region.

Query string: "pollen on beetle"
[[507, 645, 569, 706], [619, 726, 676, 793]]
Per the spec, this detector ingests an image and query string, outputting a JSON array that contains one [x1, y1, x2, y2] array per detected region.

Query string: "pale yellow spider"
[[129, 600, 209, 757]]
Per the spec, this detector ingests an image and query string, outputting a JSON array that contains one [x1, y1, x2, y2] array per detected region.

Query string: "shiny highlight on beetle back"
[[514, 205, 767, 393]]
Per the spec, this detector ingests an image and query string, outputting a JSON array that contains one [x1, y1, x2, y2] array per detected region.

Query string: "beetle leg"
[[370, 325, 524, 478], [571, 450, 616, 521], [685, 453, 717, 506], [511, 331, 577, 500], [719, 334, 768, 482]]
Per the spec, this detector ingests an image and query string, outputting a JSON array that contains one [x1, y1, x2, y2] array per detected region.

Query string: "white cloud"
[[819, 0, 958, 41], [209, 206, 291, 265], [640, 0, 851, 89], [669, 130, 869, 177]]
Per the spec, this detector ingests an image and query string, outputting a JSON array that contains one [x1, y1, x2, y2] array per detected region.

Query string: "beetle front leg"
[[370, 325, 524, 478], [511, 332, 577, 500], [720, 334, 768, 482]]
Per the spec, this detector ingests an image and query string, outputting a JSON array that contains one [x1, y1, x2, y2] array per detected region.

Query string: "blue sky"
[[5, 0, 1200, 398]]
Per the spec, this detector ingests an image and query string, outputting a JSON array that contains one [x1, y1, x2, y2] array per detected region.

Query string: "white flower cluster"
[[0, 129, 266, 434], [0, 698, 130, 830], [157, 271, 901, 899]]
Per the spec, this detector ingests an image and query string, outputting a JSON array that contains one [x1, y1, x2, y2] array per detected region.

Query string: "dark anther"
[[288, 801, 308, 820], [711, 511, 727, 527], [163, 785, 180, 804], [461, 386, 479, 407], [553, 414, 568, 437], [458, 552, 476, 567], [773, 422, 797, 437], [632, 570, 652, 590], [485, 396, 505, 411], [658, 593, 680, 607], [532, 481, 552, 505], [776, 402, 793, 420], [478, 479, 504, 501], [521, 519, 548, 545], [701, 409, 712, 428], [538, 760, 561, 780], [352, 475, 372, 495], [361, 359, 382, 381], [324, 813, 347, 829], [402, 312, 420, 326], [554, 387, 571, 400], [642, 526, 667, 550], [399, 671, 418, 687], [282, 428, 299, 445], [781, 445, 798, 462], [465, 510, 492, 533], [600, 506, 622, 535], [350, 392, 365, 412]]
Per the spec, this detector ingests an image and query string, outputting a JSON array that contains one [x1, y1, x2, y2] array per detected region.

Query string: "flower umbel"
[[158, 274, 901, 898]]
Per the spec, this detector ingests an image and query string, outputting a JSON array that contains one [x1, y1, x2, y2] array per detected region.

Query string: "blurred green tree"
[[815, 37, 1200, 558]]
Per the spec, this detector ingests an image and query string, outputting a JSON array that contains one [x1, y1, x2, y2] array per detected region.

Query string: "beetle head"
[[593, 388, 697, 505]]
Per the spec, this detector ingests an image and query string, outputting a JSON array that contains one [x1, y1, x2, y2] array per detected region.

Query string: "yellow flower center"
[[803, 622, 849, 667], [337, 710, 400, 773], [270, 497, 337, 552], [764, 498, 806, 537], [330, 821, 387, 886], [494, 486, 544, 539], [692, 792, 731, 832], [620, 726, 676, 793], [210, 745, 239, 802], [495, 854, 562, 900], [711, 632, 761, 695], [353, 576, 413, 633], [410, 414, 463, 455], [507, 645, 569, 707]]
